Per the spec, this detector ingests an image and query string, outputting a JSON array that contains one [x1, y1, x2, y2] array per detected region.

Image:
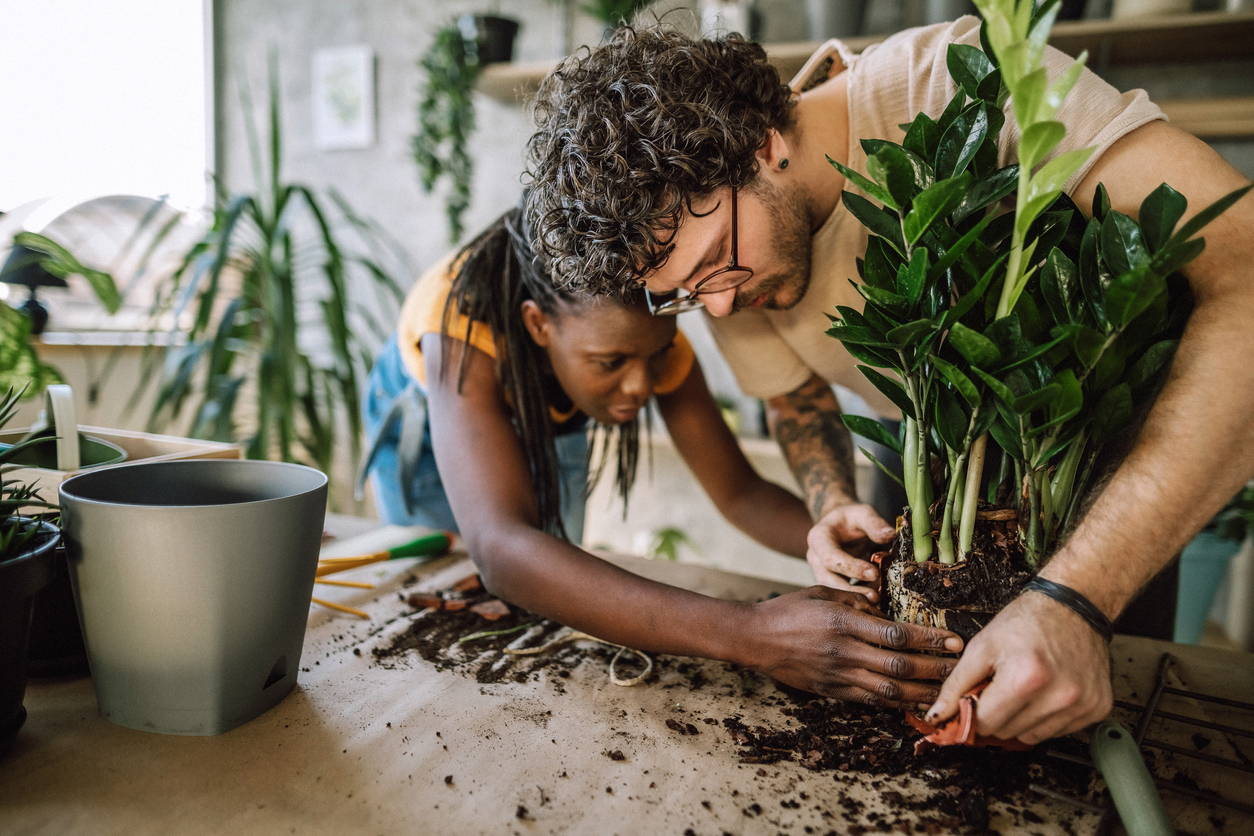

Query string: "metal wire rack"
[[1031, 652, 1254, 832]]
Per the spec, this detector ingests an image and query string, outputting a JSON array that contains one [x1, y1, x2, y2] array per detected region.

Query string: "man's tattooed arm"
[[766, 374, 859, 520]]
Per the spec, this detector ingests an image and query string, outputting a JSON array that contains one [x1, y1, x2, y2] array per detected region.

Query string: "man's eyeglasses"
[[644, 185, 754, 316]]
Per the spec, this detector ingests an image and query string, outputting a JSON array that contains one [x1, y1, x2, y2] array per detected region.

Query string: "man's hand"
[[925, 591, 1112, 744], [806, 503, 895, 602], [741, 586, 964, 706]]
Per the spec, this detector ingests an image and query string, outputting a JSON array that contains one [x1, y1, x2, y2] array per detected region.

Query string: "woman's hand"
[[735, 586, 964, 707], [805, 503, 896, 602]]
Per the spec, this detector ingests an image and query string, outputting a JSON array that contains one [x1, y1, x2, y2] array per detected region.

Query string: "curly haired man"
[[524, 17, 1254, 745]]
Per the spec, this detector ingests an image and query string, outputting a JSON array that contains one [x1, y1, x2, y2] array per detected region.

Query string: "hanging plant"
[[413, 22, 481, 244], [825, 0, 1251, 638], [582, 0, 655, 28]]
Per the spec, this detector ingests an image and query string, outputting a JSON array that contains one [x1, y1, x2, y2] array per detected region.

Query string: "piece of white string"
[[503, 628, 654, 686]]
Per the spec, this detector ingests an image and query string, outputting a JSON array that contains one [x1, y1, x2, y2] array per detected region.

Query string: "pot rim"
[[58, 459, 328, 511], [0, 517, 61, 572]]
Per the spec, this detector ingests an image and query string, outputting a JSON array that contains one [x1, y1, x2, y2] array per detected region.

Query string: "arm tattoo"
[[769, 376, 858, 519]]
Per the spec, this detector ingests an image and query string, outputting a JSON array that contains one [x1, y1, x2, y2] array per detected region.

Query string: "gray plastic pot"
[[59, 459, 327, 735]]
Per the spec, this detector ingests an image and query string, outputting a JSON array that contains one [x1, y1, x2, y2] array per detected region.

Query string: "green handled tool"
[[1091, 721, 1173, 836], [317, 532, 454, 576]]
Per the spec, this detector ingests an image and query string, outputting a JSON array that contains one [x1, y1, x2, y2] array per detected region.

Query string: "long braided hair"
[[438, 203, 647, 540]]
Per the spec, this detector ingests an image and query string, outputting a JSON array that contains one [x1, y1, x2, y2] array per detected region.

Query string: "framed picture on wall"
[[311, 45, 376, 150]]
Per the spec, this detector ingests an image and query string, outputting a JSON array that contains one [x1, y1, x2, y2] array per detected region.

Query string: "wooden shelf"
[[477, 10, 1254, 138], [1160, 96, 1254, 139]]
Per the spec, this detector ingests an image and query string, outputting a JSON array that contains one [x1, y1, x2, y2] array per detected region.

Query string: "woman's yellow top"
[[396, 254, 695, 421]]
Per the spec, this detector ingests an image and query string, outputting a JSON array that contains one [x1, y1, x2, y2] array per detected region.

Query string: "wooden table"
[[3, 521, 1251, 834]]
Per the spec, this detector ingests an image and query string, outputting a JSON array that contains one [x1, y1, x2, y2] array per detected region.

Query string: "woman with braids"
[[362, 203, 964, 704]]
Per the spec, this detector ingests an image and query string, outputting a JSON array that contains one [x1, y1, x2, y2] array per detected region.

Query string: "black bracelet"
[[1023, 577, 1114, 643]]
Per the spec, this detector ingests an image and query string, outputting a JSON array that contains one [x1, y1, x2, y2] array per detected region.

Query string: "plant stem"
[[938, 449, 968, 565], [958, 432, 987, 558], [904, 416, 934, 562]]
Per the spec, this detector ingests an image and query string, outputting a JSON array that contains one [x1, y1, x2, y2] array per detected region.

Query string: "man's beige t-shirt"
[[706, 16, 1165, 418]]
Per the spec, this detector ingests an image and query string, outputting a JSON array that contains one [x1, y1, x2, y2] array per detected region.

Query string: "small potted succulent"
[[0, 387, 60, 755]]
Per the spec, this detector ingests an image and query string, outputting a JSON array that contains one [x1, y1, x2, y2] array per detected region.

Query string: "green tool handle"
[[385, 532, 453, 560], [1090, 721, 1174, 836]]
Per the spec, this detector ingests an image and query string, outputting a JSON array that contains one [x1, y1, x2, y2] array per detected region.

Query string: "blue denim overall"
[[360, 338, 589, 543]]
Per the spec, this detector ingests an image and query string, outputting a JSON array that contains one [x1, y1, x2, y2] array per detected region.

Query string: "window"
[[0, 0, 211, 212]]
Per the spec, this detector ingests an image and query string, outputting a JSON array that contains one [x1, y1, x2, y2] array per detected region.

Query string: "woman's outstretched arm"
[[421, 334, 963, 705]]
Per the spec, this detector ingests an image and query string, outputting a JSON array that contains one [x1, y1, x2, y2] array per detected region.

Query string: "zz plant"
[[827, 0, 1251, 573]]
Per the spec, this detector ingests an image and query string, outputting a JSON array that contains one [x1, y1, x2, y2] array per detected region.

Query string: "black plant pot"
[[458, 14, 520, 65], [26, 540, 89, 679], [0, 520, 60, 757]]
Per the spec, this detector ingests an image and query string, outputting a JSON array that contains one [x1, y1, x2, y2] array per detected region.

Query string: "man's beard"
[[733, 177, 812, 313]]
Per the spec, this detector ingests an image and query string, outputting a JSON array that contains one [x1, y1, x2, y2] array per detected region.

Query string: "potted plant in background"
[[826, 0, 1250, 647], [37, 67, 409, 491], [0, 235, 121, 399], [0, 387, 59, 756], [1175, 482, 1254, 644], [413, 12, 520, 244]]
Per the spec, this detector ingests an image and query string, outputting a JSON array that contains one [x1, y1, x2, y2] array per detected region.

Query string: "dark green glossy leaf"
[[936, 88, 968, 136], [971, 366, 1016, 406], [1091, 346, 1126, 392], [896, 247, 929, 302], [997, 328, 1075, 373], [875, 144, 935, 206], [948, 321, 1001, 367], [858, 446, 906, 488], [825, 324, 895, 348], [976, 67, 1004, 103], [858, 282, 912, 314], [1092, 183, 1111, 221], [947, 43, 996, 100], [903, 113, 941, 159], [887, 317, 936, 345], [902, 173, 971, 247], [1062, 324, 1105, 368], [829, 156, 898, 211], [1138, 183, 1187, 252], [1045, 370, 1083, 429], [1100, 211, 1149, 277], [942, 251, 1007, 328], [1089, 383, 1132, 442], [1128, 339, 1177, 390], [858, 365, 916, 419], [936, 101, 989, 179], [928, 212, 996, 282], [986, 315, 1029, 363], [1078, 218, 1108, 327], [860, 236, 899, 289], [1167, 183, 1253, 247], [1014, 381, 1060, 413], [843, 191, 905, 254], [989, 416, 1023, 459], [931, 354, 981, 407], [841, 414, 903, 455], [1104, 263, 1166, 329], [933, 386, 970, 451], [954, 164, 1020, 222], [1039, 247, 1077, 324], [1150, 236, 1206, 277]]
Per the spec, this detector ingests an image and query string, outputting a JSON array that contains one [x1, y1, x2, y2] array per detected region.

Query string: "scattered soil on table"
[[723, 684, 1097, 833], [366, 573, 1099, 833]]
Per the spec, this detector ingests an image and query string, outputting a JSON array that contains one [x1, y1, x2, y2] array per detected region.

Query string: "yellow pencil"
[[311, 597, 369, 618]]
